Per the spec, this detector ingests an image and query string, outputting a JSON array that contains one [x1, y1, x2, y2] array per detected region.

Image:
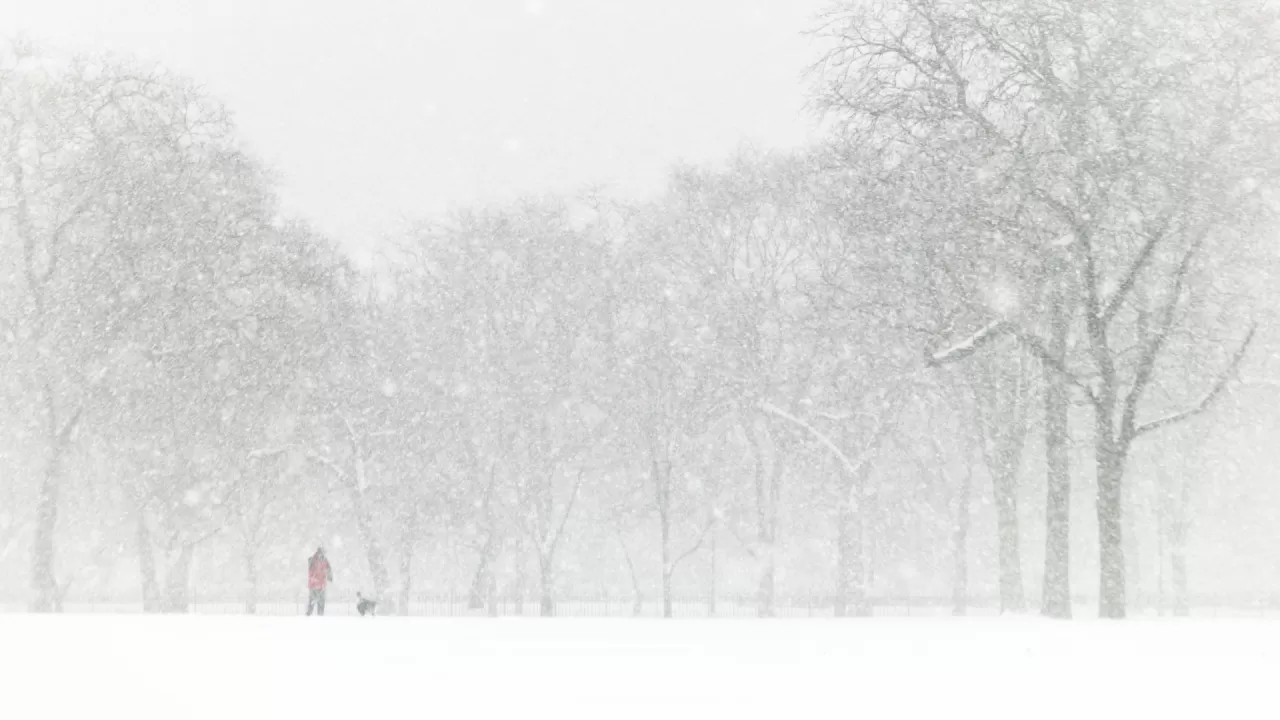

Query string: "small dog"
[[356, 592, 377, 617]]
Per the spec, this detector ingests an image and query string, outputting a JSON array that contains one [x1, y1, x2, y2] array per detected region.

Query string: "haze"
[[2, 0, 825, 257]]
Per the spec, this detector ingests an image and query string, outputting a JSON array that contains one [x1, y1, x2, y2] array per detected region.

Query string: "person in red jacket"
[[306, 547, 333, 616]]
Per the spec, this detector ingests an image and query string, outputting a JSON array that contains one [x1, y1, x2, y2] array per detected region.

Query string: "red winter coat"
[[308, 555, 333, 590]]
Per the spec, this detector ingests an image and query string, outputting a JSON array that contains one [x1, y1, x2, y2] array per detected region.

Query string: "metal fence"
[[6, 592, 1280, 618]]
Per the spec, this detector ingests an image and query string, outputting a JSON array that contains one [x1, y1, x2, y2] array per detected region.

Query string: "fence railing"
[[6, 592, 1280, 618]]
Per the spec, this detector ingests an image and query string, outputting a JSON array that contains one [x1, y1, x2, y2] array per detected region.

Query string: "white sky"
[[3, 0, 828, 255]]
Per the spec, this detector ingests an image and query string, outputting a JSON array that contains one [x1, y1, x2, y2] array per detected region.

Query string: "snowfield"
[[2, 615, 1276, 719]]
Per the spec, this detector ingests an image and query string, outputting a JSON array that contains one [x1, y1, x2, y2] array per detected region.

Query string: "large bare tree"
[[814, 0, 1280, 618]]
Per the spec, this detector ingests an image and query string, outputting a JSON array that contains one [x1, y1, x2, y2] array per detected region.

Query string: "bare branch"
[[927, 320, 1098, 404], [925, 320, 1009, 366], [1004, 324, 1099, 405], [667, 519, 714, 576], [723, 520, 760, 560], [56, 406, 84, 445], [544, 466, 585, 564], [305, 450, 348, 480], [1120, 239, 1201, 441], [1099, 223, 1167, 326], [760, 400, 890, 480], [1134, 323, 1256, 438], [246, 446, 297, 461]]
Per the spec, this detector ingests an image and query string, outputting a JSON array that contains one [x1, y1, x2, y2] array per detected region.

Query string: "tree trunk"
[[161, 544, 194, 613], [758, 458, 780, 618], [747, 422, 779, 618], [1124, 476, 1142, 613], [1096, 429, 1128, 619], [136, 516, 160, 613], [398, 514, 415, 616], [952, 465, 971, 616], [662, 569, 673, 618], [757, 561, 776, 618], [539, 559, 554, 617], [1169, 476, 1191, 617], [29, 445, 65, 613], [244, 548, 258, 615], [1042, 367, 1072, 618], [655, 454, 674, 619], [968, 357, 1029, 616], [513, 539, 530, 616], [835, 468, 868, 617], [398, 549, 412, 617], [1170, 544, 1189, 617], [991, 459, 1025, 613], [348, 454, 391, 604], [468, 533, 497, 610], [707, 522, 717, 617], [486, 567, 498, 618], [617, 531, 644, 616]]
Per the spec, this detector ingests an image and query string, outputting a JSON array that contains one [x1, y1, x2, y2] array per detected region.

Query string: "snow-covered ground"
[[2, 615, 1276, 719]]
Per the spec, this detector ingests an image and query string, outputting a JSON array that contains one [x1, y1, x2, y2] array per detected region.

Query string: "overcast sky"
[[4, 0, 829, 255]]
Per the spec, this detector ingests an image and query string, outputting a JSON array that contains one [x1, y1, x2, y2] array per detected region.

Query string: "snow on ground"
[[2, 615, 1276, 719]]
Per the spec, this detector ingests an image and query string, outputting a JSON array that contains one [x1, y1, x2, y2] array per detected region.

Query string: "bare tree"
[[814, 0, 1280, 617]]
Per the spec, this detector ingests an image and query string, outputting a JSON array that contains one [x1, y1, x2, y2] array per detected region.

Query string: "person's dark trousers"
[[307, 588, 326, 616]]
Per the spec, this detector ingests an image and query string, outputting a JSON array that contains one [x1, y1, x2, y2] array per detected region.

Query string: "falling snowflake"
[[983, 276, 1020, 317]]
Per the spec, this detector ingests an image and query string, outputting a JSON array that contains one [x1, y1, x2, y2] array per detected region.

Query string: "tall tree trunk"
[[512, 543, 528, 616], [991, 459, 1025, 613], [30, 459, 62, 613], [660, 525, 672, 619], [1096, 426, 1128, 619], [952, 464, 971, 616], [707, 521, 717, 617], [835, 466, 868, 617], [161, 544, 194, 613], [398, 544, 412, 617], [1042, 367, 1072, 618], [1169, 476, 1191, 617], [970, 362, 1027, 615], [654, 453, 674, 619], [468, 532, 497, 610], [1124, 477, 1142, 612], [398, 510, 416, 616], [1170, 542, 1189, 617], [30, 424, 71, 614], [486, 565, 498, 618], [539, 558, 554, 617], [761, 447, 781, 618], [349, 453, 390, 605], [746, 421, 781, 618], [137, 516, 160, 613], [757, 558, 776, 618], [616, 530, 644, 616], [1041, 249, 1073, 619], [244, 547, 258, 615]]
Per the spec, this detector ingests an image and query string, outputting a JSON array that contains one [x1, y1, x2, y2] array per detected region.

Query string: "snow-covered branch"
[[246, 446, 297, 461], [1134, 323, 1256, 439], [760, 401, 889, 481], [925, 320, 1008, 366], [927, 319, 1099, 405]]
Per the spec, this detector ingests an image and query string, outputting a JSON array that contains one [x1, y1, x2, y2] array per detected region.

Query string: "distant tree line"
[[1, 0, 1278, 618]]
